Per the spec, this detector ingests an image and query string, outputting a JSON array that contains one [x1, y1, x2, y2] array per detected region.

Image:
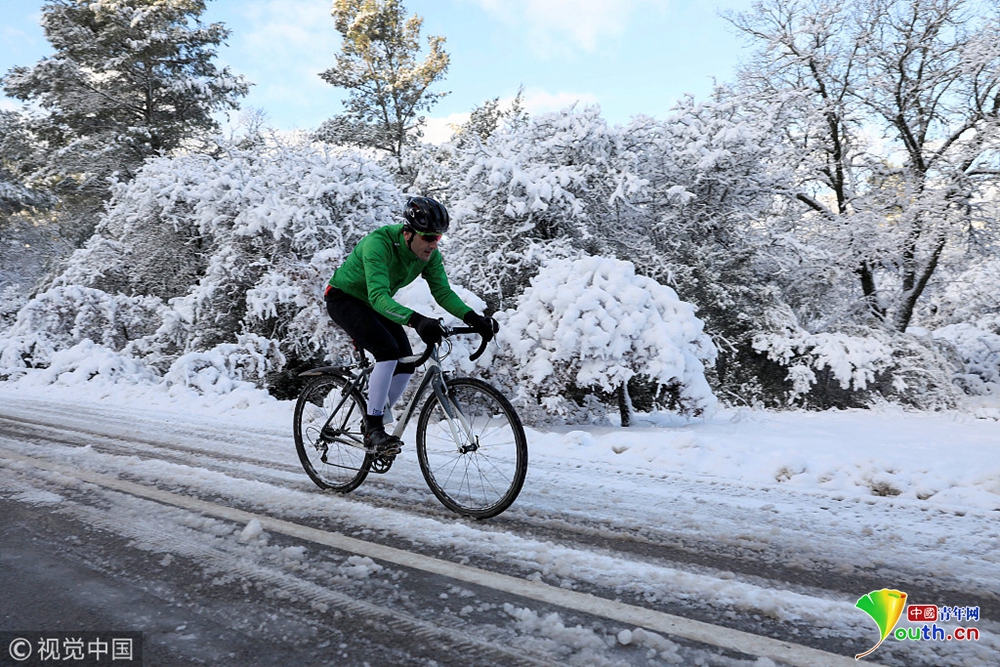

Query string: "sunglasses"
[[417, 233, 442, 243]]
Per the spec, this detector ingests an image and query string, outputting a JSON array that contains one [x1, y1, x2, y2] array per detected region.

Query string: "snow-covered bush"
[[753, 330, 894, 399], [0, 284, 27, 334], [0, 334, 58, 381], [20, 339, 157, 388], [922, 258, 1000, 328], [444, 105, 621, 310], [886, 334, 963, 409], [0, 285, 164, 376], [626, 100, 788, 408], [164, 333, 285, 395], [441, 98, 786, 408], [4, 97, 989, 416], [45, 137, 402, 392], [498, 256, 717, 424], [753, 327, 960, 409]]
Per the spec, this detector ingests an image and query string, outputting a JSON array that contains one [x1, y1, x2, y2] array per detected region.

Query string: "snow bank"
[[932, 318, 1000, 396]]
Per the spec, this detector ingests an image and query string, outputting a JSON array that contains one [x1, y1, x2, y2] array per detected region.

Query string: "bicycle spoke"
[[294, 374, 371, 492], [417, 378, 527, 519]]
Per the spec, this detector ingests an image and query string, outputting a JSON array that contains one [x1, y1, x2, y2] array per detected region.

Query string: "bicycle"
[[293, 327, 528, 519]]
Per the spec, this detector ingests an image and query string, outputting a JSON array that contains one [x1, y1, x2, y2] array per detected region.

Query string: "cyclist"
[[324, 196, 498, 455]]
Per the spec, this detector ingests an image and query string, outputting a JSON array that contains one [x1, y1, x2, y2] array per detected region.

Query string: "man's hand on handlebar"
[[463, 311, 499, 342], [404, 321, 496, 365], [408, 312, 446, 345]]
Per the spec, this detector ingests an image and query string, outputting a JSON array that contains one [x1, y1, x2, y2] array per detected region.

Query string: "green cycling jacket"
[[328, 224, 472, 325]]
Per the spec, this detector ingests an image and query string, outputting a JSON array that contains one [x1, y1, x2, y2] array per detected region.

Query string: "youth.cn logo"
[[854, 588, 982, 660]]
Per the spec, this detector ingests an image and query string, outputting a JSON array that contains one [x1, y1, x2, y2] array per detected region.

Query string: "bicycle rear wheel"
[[294, 374, 371, 492], [416, 377, 528, 519]]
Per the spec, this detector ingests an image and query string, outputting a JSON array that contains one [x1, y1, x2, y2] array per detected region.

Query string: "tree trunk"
[[618, 382, 632, 428], [893, 233, 946, 332]]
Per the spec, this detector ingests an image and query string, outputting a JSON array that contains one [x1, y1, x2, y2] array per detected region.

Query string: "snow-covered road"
[[1, 387, 997, 666]]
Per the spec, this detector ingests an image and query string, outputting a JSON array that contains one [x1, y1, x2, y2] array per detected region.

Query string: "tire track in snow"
[[3, 399, 997, 667], [2, 446, 885, 667]]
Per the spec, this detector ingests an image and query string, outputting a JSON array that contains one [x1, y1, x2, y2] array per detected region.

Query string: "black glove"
[[409, 312, 446, 345], [463, 311, 499, 341]]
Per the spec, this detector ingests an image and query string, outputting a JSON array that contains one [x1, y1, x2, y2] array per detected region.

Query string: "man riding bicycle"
[[324, 196, 498, 455]]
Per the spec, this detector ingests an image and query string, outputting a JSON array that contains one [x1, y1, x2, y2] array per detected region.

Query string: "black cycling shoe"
[[364, 426, 402, 455]]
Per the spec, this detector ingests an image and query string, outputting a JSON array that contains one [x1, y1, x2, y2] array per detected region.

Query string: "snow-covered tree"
[[499, 256, 717, 424], [436, 99, 793, 406], [316, 0, 449, 177], [601, 94, 793, 405], [0, 111, 54, 221], [1, 0, 249, 236], [753, 323, 960, 409], [727, 0, 1000, 333], [0, 171, 49, 219], [450, 90, 528, 149], [0, 285, 164, 379], [444, 105, 625, 311]]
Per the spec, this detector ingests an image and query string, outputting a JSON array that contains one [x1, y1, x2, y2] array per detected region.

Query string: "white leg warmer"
[[387, 372, 413, 408], [367, 360, 396, 416]]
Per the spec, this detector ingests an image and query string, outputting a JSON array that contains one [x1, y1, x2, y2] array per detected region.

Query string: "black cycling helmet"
[[403, 196, 450, 235]]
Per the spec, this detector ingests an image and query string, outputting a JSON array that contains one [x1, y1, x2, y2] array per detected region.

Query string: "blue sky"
[[1, 0, 757, 141]]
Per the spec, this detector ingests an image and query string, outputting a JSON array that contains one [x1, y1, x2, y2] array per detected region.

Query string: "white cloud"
[[517, 88, 600, 114], [210, 0, 344, 130], [238, 0, 335, 55], [421, 89, 599, 144], [470, 0, 670, 57], [422, 112, 470, 145], [231, 0, 338, 77]]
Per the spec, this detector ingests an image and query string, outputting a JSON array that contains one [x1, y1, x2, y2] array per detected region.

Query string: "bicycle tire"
[[294, 374, 371, 492], [416, 377, 528, 518]]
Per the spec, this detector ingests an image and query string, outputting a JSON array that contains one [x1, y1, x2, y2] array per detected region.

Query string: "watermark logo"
[[1, 631, 142, 665], [855, 588, 907, 660], [854, 589, 982, 661]]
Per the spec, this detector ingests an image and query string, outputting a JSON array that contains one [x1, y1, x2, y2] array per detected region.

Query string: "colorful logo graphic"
[[854, 589, 982, 660], [855, 588, 908, 660]]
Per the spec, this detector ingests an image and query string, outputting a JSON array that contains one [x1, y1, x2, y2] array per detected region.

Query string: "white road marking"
[[2, 448, 883, 667]]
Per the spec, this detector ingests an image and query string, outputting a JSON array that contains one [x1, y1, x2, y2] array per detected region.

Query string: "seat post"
[[351, 340, 368, 366]]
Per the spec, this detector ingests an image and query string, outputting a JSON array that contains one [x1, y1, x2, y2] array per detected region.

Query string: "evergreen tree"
[[316, 0, 449, 175], [0, 111, 53, 220], [451, 89, 528, 148], [1, 0, 249, 240]]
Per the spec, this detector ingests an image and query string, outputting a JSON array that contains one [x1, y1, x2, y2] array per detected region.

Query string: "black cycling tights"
[[324, 288, 415, 375]]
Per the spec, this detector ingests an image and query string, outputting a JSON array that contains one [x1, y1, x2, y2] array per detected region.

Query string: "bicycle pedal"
[[366, 443, 401, 456]]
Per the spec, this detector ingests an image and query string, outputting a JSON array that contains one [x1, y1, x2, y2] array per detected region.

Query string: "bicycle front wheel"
[[416, 377, 528, 519], [294, 374, 370, 492]]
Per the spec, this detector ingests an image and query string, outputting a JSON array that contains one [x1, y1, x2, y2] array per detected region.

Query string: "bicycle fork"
[[392, 366, 477, 454], [432, 381, 479, 453]]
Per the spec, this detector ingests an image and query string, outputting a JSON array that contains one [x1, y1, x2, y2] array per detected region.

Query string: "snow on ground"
[[6, 371, 998, 514], [1, 373, 999, 665]]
